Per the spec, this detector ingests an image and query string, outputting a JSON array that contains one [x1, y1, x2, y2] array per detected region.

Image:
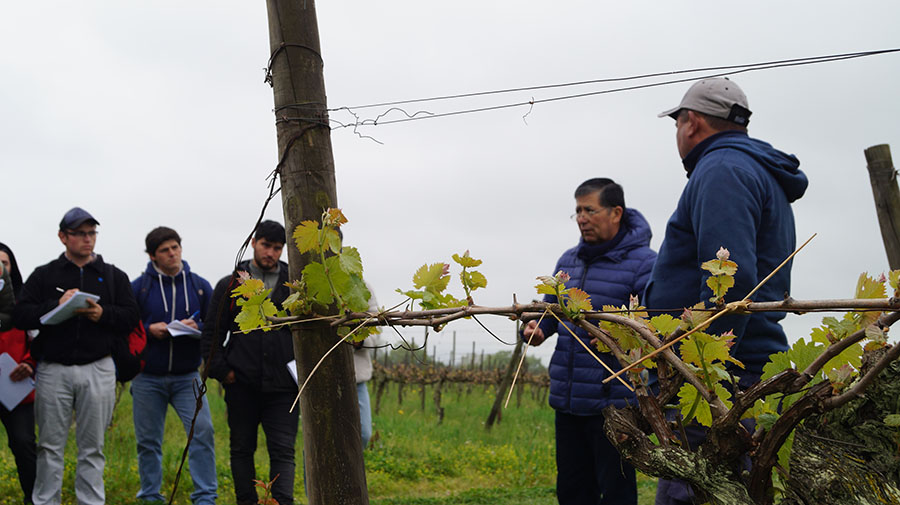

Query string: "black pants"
[[555, 410, 637, 505], [224, 383, 299, 505], [1, 401, 36, 504]]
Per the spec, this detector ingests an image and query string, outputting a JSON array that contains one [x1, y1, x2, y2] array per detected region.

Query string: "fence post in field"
[[485, 323, 525, 429], [451, 331, 456, 368], [865, 144, 900, 269]]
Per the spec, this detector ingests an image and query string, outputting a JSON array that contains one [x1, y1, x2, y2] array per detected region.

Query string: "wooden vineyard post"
[[263, 1, 368, 503], [485, 322, 525, 429], [865, 144, 900, 269]]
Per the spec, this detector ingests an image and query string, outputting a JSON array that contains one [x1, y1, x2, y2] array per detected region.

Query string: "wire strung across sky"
[[284, 47, 899, 131]]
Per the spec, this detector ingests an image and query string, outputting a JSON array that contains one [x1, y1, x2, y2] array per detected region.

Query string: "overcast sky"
[[3, 1, 899, 365]]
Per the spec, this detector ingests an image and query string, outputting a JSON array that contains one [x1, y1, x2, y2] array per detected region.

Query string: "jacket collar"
[[682, 130, 747, 177]]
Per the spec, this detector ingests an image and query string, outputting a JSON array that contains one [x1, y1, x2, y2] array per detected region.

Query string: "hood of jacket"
[[684, 131, 808, 203]]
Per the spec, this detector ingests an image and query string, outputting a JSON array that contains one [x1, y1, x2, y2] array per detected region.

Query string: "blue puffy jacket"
[[535, 208, 656, 414], [643, 131, 808, 374], [132, 260, 213, 375]]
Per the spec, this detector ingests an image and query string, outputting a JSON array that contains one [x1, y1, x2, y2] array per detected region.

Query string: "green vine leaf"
[[302, 262, 333, 306], [339, 246, 364, 276]]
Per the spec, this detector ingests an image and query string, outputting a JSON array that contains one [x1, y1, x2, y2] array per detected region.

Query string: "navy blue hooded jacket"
[[643, 131, 808, 375], [535, 208, 657, 414], [132, 260, 213, 375]]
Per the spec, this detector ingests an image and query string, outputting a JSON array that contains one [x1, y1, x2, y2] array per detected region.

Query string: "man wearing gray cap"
[[643, 78, 808, 504], [14, 207, 139, 505]]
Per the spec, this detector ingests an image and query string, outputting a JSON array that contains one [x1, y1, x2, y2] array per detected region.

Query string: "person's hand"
[[9, 362, 32, 382], [179, 318, 199, 330], [75, 299, 103, 322], [522, 320, 546, 346], [148, 322, 169, 339], [223, 370, 236, 385], [58, 288, 79, 305]]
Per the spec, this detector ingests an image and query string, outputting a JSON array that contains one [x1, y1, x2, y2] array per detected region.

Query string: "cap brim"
[[66, 218, 99, 229], [657, 106, 681, 119]]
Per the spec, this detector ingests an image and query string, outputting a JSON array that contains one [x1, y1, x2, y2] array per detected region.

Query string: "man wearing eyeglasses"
[[521, 178, 656, 505], [14, 207, 139, 505]]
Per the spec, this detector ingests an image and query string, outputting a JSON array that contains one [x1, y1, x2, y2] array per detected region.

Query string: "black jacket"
[[202, 260, 296, 392], [14, 254, 139, 365]]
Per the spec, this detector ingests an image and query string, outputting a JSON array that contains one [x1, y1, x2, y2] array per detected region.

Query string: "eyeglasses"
[[65, 230, 98, 239], [570, 208, 607, 221]]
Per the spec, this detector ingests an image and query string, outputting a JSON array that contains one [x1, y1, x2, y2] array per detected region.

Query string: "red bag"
[[113, 320, 147, 382]]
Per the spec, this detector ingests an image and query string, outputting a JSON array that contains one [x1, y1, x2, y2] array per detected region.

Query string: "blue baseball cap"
[[59, 207, 99, 231]]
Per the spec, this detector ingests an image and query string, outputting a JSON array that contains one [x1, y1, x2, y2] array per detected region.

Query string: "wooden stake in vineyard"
[[264, 1, 368, 503], [864, 144, 900, 269]]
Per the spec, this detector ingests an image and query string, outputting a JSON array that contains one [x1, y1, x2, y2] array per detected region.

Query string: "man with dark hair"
[[646, 78, 808, 504], [522, 180, 656, 505], [202, 220, 298, 505], [14, 207, 139, 505], [130, 226, 216, 504]]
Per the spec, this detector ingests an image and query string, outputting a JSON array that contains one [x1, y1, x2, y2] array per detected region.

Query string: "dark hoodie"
[[132, 260, 213, 375], [643, 131, 808, 374]]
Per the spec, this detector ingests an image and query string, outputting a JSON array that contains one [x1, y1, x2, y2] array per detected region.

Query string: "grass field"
[[0, 380, 657, 504]]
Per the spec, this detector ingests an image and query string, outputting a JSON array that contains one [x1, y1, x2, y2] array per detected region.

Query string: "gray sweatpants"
[[33, 357, 116, 505]]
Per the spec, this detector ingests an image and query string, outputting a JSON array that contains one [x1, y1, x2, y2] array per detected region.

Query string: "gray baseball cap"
[[658, 78, 752, 126]]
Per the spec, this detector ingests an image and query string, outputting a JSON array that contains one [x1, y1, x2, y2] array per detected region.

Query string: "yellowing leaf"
[[700, 258, 738, 276], [323, 208, 348, 227], [293, 221, 320, 254], [649, 314, 680, 337], [452, 250, 482, 268], [412, 263, 451, 293], [232, 278, 265, 299], [535, 283, 557, 296], [855, 272, 886, 299], [680, 332, 737, 368], [462, 270, 487, 291], [707, 274, 735, 302], [890, 270, 900, 291], [682, 302, 711, 330], [565, 288, 593, 313]]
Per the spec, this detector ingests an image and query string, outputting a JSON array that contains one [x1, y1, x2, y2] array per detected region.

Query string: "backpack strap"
[[136, 271, 153, 312]]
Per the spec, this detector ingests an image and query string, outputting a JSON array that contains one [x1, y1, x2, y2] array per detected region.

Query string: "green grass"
[[0, 381, 657, 504]]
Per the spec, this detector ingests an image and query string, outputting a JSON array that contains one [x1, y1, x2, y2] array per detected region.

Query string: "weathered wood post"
[[865, 144, 900, 269], [485, 322, 524, 429], [264, 1, 368, 503]]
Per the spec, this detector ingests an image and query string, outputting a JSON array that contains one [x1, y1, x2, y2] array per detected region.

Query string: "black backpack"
[[105, 264, 147, 382]]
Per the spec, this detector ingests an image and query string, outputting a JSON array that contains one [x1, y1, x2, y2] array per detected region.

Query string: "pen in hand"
[[188, 310, 201, 320]]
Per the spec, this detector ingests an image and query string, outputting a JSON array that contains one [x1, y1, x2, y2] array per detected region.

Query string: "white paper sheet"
[[0, 352, 34, 410], [286, 359, 298, 385], [167, 320, 201, 337], [40, 291, 100, 326]]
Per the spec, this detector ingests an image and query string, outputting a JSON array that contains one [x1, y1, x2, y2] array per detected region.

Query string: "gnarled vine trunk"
[[606, 360, 900, 505]]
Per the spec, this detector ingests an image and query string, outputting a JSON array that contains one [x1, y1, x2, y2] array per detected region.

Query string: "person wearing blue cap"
[[14, 207, 139, 505]]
